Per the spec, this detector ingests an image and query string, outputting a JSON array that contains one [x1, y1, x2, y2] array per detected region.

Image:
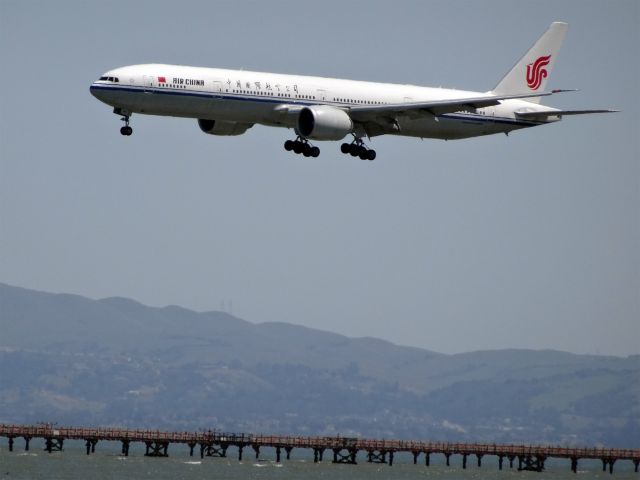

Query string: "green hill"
[[1, 283, 638, 446]]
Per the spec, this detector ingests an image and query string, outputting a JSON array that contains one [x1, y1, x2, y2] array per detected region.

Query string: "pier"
[[1, 424, 638, 474]]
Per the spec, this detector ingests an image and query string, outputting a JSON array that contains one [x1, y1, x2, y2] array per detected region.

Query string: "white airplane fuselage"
[[90, 63, 553, 140]]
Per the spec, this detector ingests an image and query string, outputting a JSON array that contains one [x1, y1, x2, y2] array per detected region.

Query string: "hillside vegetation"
[[1, 283, 638, 446]]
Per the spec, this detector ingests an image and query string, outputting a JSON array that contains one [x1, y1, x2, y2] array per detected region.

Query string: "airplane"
[[90, 22, 615, 160]]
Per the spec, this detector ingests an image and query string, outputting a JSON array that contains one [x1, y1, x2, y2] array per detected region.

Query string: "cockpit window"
[[99, 76, 108, 80], [98, 76, 120, 82]]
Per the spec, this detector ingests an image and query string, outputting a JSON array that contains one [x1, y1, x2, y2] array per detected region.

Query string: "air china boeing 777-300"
[[90, 22, 615, 160]]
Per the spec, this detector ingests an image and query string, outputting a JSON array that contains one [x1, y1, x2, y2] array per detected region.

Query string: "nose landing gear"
[[340, 138, 376, 160], [119, 117, 133, 136], [284, 137, 320, 158], [114, 107, 133, 136]]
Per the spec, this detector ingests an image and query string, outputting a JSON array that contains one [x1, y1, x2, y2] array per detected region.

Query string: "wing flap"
[[515, 109, 619, 120]]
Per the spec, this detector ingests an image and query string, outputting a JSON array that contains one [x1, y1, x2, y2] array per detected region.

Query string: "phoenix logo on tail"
[[526, 55, 551, 90]]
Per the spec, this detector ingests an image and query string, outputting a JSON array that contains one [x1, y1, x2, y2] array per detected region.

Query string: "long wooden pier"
[[1, 424, 638, 474]]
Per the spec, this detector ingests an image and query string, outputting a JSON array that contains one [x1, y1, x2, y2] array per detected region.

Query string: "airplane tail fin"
[[492, 22, 568, 104]]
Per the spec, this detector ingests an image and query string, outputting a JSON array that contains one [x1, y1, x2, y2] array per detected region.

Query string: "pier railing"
[[1, 423, 638, 474]]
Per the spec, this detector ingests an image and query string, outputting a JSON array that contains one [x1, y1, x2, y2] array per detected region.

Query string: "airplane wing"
[[514, 109, 619, 121], [347, 90, 566, 122]]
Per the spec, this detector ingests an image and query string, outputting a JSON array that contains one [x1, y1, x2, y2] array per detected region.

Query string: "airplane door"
[[317, 89, 328, 102], [212, 81, 224, 97], [209, 80, 226, 113], [143, 75, 154, 93]]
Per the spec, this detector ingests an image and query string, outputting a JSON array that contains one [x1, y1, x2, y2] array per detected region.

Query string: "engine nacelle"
[[198, 119, 253, 136], [297, 106, 353, 141]]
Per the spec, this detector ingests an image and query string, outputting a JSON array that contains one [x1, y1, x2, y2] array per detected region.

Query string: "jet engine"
[[297, 106, 353, 141], [197, 119, 253, 136]]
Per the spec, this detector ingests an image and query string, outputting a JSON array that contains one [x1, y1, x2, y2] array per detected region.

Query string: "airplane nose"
[[89, 83, 102, 99], [89, 83, 112, 105]]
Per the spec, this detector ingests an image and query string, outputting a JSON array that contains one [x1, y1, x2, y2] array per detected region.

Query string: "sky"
[[1, 0, 638, 357]]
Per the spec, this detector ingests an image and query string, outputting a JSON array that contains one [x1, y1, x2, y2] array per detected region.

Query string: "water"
[[0, 440, 637, 479]]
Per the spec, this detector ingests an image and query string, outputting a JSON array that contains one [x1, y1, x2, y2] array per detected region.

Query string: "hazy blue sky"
[[1, 0, 638, 356]]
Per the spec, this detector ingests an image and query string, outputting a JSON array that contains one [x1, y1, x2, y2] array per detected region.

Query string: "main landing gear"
[[284, 137, 320, 158], [340, 139, 376, 161], [283, 135, 376, 160]]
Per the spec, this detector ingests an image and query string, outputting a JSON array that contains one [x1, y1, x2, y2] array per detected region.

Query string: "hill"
[[1, 283, 638, 446]]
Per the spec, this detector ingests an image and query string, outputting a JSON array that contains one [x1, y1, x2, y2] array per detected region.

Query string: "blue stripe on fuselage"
[[89, 84, 546, 127]]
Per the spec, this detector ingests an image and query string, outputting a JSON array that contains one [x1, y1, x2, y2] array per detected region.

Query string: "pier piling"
[[1, 423, 638, 474]]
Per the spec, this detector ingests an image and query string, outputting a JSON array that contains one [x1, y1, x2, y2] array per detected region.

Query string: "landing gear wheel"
[[342, 136, 377, 161], [285, 137, 320, 158], [118, 111, 133, 136]]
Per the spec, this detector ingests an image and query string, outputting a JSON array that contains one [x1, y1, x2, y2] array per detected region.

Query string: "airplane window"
[[99, 76, 108, 81]]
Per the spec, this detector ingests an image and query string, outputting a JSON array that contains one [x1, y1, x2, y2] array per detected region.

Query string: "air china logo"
[[526, 55, 551, 90]]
